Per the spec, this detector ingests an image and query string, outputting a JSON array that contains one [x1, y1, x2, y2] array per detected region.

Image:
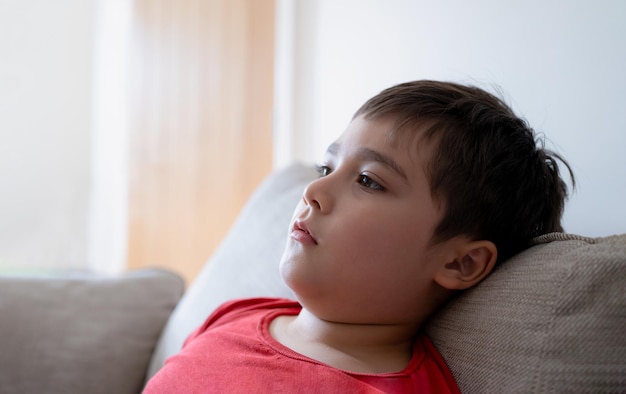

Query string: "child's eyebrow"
[[326, 143, 408, 182]]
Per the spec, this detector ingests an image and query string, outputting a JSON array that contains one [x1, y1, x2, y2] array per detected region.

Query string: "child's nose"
[[302, 177, 333, 213]]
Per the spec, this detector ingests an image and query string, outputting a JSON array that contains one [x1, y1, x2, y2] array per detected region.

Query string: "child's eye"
[[358, 174, 384, 191], [315, 165, 332, 177]]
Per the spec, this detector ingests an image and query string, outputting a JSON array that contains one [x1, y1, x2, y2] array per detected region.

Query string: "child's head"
[[354, 80, 574, 263], [280, 80, 574, 326]]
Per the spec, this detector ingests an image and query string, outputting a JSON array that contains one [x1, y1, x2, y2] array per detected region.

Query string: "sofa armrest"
[[0, 268, 184, 394]]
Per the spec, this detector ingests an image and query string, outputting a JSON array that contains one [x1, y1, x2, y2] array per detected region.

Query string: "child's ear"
[[434, 240, 497, 290]]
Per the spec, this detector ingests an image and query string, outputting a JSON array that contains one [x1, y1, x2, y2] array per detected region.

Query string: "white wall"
[[86, 0, 131, 274], [0, 0, 95, 271], [275, 0, 626, 237]]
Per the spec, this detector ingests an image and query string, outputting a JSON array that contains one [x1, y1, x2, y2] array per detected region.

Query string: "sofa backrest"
[[425, 232, 625, 392], [148, 163, 625, 392]]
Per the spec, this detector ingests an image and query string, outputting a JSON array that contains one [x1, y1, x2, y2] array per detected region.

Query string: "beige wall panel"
[[128, 0, 275, 283]]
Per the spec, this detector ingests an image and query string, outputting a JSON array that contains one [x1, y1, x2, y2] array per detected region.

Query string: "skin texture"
[[272, 115, 496, 373]]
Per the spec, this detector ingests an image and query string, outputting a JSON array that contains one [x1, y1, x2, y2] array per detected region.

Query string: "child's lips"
[[291, 220, 318, 245]]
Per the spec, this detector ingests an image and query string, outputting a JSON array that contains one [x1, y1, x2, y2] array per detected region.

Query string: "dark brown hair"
[[354, 80, 574, 263]]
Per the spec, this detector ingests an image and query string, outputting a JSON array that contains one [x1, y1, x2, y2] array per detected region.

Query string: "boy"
[[144, 80, 573, 392]]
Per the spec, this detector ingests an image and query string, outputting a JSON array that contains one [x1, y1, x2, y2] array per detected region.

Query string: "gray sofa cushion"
[[426, 233, 626, 393], [0, 268, 184, 394]]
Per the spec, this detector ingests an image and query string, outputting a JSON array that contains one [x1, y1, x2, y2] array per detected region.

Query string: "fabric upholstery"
[[426, 233, 626, 393], [0, 268, 184, 394]]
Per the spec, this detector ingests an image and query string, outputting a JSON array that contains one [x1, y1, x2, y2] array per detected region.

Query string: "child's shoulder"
[[212, 297, 299, 317], [194, 297, 299, 334]]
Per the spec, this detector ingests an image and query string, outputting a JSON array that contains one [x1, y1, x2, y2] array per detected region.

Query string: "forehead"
[[337, 115, 436, 164]]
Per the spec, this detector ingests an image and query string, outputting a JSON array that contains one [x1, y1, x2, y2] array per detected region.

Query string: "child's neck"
[[269, 307, 421, 374]]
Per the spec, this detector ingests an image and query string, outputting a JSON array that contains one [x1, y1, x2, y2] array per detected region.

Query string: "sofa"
[[1, 163, 624, 393]]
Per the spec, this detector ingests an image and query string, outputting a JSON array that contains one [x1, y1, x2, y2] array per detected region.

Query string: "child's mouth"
[[291, 220, 318, 245]]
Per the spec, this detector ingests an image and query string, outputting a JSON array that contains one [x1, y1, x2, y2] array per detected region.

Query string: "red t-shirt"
[[144, 298, 459, 393]]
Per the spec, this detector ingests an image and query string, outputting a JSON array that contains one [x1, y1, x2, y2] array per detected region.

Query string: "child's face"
[[280, 115, 458, 325]]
